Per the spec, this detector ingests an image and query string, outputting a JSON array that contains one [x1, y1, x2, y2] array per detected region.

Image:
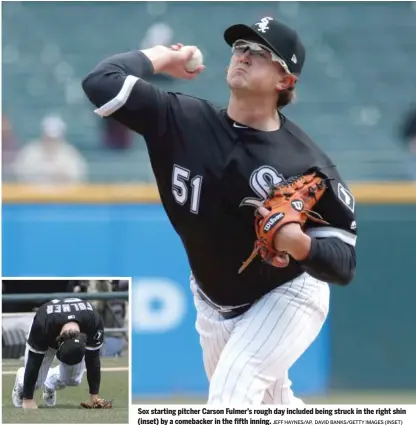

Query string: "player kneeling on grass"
[[12, 297, 112, 409]]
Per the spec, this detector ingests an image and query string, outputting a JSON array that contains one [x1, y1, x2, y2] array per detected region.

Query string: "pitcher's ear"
[[276, 74, 297, 92]]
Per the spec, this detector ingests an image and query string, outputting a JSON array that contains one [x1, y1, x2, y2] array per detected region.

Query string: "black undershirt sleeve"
[[22, 350, 44, 399], [300, 237, 356, 285], [84, 349, 101, 395], [302, 166, 357, 286]]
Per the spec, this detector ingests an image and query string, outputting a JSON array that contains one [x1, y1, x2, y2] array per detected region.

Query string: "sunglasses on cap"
[[231, 39, 292, 75]]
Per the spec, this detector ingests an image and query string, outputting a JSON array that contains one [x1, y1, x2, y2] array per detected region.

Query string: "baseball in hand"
[[185, 48, 204, 72]]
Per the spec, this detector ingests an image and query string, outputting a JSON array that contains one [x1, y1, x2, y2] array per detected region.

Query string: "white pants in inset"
[[17, 346, 85, 392], [191, 272, 330, 405]]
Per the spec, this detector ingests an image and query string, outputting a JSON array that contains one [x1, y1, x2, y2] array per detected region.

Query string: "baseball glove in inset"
[[239, 172, 329, 273], [80, 398, 113, 409]]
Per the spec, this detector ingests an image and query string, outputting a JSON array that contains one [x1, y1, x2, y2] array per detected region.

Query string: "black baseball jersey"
[[27, 298, 104, 354], [83, 51, 357, 306]]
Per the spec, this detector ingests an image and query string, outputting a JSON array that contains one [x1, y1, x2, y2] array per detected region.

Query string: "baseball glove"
[[80, 398, 113, 409], [239, 172, 329, 273]]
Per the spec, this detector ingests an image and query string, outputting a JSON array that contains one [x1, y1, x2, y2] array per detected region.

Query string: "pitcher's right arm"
[[82, 45, 203, 138]]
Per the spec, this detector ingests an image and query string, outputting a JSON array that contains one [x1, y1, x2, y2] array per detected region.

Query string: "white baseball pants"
[[191, 273, 330, 405], [16, 345, 85, 392]]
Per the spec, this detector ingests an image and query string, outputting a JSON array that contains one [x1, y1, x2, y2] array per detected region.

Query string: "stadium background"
[[2, 1, 416, 403]]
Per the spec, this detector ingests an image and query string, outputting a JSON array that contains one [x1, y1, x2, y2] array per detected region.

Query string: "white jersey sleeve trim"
[[94, 75, 139, 117], [306, 226, 357, 247], [26, 343, 47, 355], [86, 343, 103, 351]]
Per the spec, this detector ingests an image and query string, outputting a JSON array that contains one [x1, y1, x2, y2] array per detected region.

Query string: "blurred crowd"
[[2, 2, 416, 183], [2, 113, 88, 185], [4, 103, 416, 184], [1, 13, 177, 186], [400, 106, 416, 180]]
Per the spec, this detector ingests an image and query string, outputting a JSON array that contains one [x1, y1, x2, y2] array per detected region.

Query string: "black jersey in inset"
[[27, 298, 104, 354], [83, 51, 357, 306]]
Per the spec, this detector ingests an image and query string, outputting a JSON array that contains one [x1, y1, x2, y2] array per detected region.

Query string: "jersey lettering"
[[240, 166, 284, 209], [47, 305, 58, 314], [172, 165, 203, 214], [78, 302, 86, 311], [46, 302, 92, 314]]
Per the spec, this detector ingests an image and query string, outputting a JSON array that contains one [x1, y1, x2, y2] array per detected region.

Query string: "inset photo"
[[2, 278, 130, 423]]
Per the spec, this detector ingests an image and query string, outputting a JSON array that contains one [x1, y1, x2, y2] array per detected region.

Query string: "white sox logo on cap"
[[223, 16, 306, 76], [255, 17, 273, 33]]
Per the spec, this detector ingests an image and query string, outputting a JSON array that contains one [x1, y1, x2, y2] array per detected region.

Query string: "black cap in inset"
[[224, 17, 305, 76], [56, 334, 86, 366]]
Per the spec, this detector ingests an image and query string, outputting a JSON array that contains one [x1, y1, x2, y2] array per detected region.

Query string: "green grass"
[[2, 357, 129, 423]]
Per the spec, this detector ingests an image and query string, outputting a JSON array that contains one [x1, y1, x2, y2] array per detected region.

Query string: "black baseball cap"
[[56, 334, 86, 366], [224, 17, 305, 76]]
